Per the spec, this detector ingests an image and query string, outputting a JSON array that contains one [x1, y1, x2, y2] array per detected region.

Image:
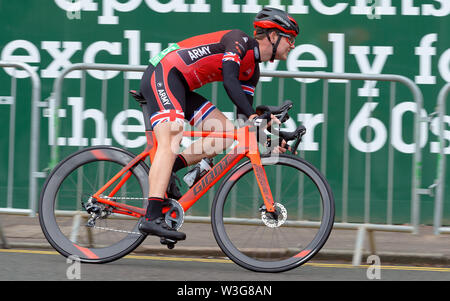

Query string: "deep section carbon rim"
[[211, 155, 334, 272], [39, 147, 149, 263]]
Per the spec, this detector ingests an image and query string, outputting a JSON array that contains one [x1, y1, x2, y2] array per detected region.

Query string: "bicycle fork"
[[245, 128, 276, 214]]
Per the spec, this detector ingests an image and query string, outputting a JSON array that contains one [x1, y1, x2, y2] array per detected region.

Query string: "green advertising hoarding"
[[0, 0, 449, 224]]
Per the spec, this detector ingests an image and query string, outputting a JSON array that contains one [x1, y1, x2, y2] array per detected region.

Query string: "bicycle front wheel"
[[39, 146, 149, 263], [211, 154, 334, 273]]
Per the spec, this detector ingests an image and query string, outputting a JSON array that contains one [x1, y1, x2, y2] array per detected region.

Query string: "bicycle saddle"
[[129, 90, 146, 104]]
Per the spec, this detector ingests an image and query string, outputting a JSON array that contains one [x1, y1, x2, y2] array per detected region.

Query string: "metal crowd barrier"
[[261, 70, 426, 265], [0, 61, 44, 217], [50, 63, 147, 167], [48, 63, 428, 265], [433, 83, 450, 235], [0, 61, 45, 248]]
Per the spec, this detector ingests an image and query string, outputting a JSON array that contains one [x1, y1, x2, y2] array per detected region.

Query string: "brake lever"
[[288, 126, 306, 154], [276, 111, 290, 123]]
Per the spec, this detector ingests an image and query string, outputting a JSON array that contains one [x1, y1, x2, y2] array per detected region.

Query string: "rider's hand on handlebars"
[[249, 113, 281, 128], [249, 114, 295, 154], [248, 114, 258, 121], [273, 139, 288, 154], [270, 139, 298, 154]]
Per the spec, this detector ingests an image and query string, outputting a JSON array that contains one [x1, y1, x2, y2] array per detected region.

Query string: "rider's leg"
[[181, 107, 235, 165], [138, 64, 186, 240], [179, 91, 236, 166], [139, 120, 186, 240], [146, 121, 183, 205]]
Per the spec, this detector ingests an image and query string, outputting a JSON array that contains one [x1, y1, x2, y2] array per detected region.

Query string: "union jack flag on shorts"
[[150, 109, 185, 128], [189, 101, 216, 127]]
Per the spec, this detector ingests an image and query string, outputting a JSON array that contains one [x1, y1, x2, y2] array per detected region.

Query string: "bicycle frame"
[[91, 125, 276, 218]]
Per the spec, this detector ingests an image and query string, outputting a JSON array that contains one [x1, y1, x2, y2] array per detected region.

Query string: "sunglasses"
[[278, 33, 295, 46]]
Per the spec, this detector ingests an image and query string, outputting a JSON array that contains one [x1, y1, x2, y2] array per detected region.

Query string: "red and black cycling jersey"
[[149, 29, 261, 118]]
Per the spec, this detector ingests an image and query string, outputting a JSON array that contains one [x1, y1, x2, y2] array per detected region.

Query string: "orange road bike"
[[39, 92, 334, 273]]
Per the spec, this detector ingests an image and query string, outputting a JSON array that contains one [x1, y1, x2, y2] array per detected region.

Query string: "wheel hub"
[[260, 203, 287, 228]]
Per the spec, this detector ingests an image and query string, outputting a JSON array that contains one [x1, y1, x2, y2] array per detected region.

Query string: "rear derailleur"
[[82, 197, 112, 227]]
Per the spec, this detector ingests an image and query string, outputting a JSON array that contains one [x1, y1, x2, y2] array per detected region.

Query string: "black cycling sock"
[[145, 197, 165, 221], [172, 154, 188, 173]]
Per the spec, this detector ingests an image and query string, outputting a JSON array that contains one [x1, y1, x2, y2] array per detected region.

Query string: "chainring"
[[163, 199, 185, 230]]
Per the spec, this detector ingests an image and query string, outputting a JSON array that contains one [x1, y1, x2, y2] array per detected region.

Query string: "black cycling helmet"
[[254, 7, 299, 37], [253, 7, 299, 62]]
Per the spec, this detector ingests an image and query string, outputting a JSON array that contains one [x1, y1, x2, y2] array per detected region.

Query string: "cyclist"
[[138, 7, 299, 240]]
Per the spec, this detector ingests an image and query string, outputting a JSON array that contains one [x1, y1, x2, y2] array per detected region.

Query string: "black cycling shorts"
[[140, 64, 216, 129]]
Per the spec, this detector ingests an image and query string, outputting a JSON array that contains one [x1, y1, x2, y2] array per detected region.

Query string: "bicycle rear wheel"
[[211, 154, 334, 272], [39, 146, 149, 263]]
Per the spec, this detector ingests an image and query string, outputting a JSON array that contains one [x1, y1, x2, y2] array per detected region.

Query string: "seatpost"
[[139, 103, 153, 132], [129, 90, 153, 131]]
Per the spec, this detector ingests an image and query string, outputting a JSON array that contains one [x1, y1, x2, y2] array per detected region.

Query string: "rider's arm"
[[236, 94, 254, 121], [236, 68, 259, 121], [221, 30, 257, 118], [222, 60, 256, 118]]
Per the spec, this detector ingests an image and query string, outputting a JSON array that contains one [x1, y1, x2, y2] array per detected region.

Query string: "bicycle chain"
[[87, 195, 145, 236], [91, 225, 142, 236], [90, 196, 182, 235], [99, 195, 147, 201]]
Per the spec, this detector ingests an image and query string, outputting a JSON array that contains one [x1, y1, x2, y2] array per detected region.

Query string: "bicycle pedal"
[[160, 237, 177, 249]]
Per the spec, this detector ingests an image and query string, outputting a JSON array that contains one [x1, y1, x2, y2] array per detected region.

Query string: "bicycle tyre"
[[39, 146, 149, 263], [211, 154, 335, 273]]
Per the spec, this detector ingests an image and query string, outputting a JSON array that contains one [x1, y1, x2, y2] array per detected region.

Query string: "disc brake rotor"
[[261, 203, 287, 228]]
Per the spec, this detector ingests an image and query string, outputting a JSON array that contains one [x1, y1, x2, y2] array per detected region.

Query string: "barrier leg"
[[0, 217, 10, 249], [352, 226, 366, 266], [70, 214, 82, 244], [368, 229, 377, 255], [352, 226, 378, 266]]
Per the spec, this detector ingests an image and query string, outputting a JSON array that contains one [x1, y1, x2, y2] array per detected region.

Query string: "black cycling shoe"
[[167, 172, 182, 200], [138, 217, 186, 241]]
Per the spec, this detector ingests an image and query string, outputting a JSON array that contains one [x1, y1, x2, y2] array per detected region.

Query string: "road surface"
[[1, 249, 449, 283]]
